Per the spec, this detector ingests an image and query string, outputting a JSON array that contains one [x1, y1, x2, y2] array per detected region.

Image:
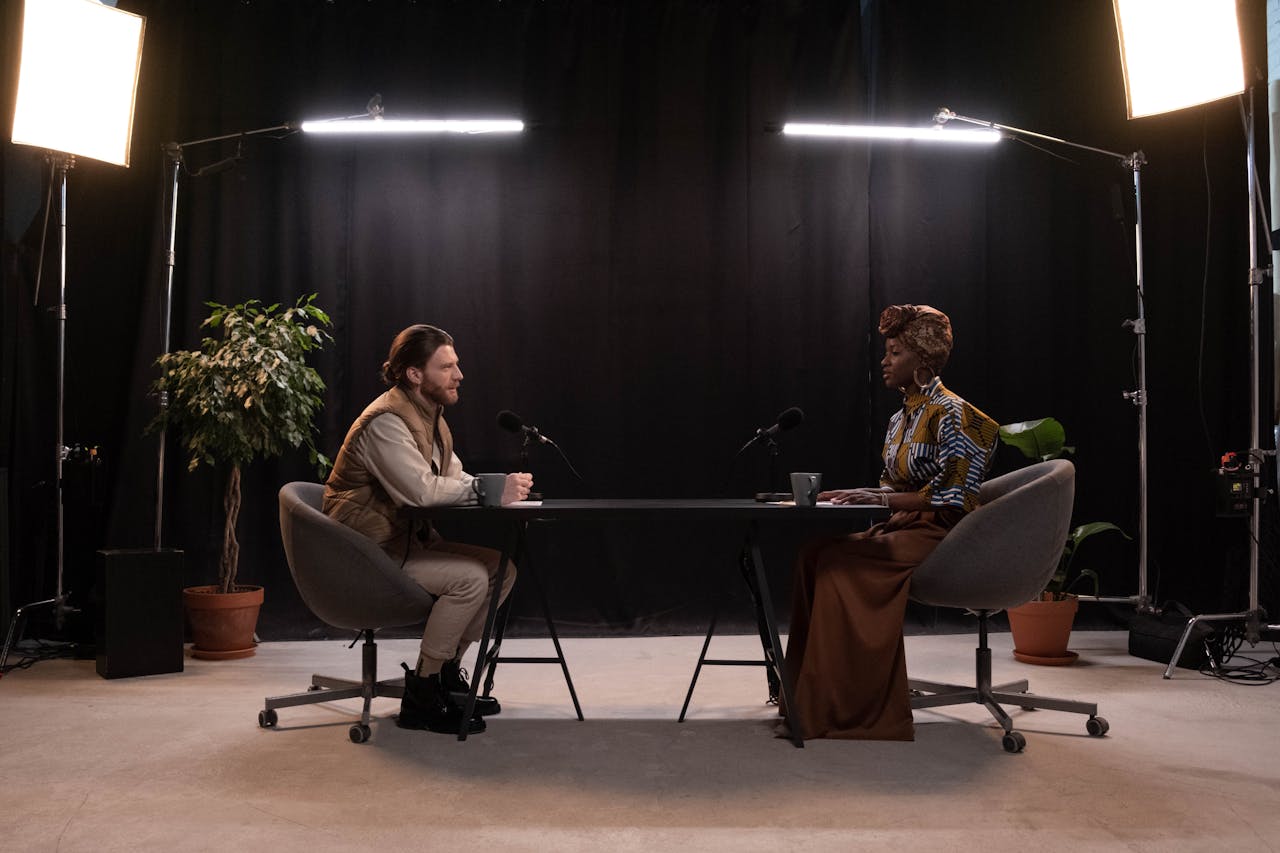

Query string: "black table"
[[403, 499, 888, 746]]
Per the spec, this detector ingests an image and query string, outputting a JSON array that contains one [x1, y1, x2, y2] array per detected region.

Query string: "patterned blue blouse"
[[880, 377, 998, 513]]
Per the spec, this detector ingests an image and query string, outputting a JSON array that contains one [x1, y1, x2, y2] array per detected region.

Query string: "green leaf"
[[1067, 522, 1130, 550], [998, 418, 1071, 461], [1051, 521, 1130, 597]]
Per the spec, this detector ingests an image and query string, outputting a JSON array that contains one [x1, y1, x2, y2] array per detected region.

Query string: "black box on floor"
[[1128, 608, 1215, 670], [95, 548, 185, 679]]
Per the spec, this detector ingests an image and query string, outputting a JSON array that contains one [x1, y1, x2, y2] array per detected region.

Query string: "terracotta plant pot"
[[183, 585, 264, 660], [1006, 593, 1078, 665]]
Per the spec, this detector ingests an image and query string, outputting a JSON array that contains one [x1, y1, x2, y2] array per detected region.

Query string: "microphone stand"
[[518, 433, 531, 473], [518, 433, 543, 500], [732, 431, 790, 501], [765, 435, 781, 495], [508, 426, 583, 498]]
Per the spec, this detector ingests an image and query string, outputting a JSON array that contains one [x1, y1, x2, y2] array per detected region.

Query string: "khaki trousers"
[[402, 538, 516, 670]]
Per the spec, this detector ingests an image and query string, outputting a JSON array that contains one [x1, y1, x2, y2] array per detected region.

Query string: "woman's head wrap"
[[878, 304, 953, 373]]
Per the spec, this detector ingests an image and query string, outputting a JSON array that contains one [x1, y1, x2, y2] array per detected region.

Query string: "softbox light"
[[1113, 0, 1244, 119], [11, 0, 146, 166]]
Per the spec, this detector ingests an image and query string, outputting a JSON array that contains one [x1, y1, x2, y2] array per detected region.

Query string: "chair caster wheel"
[[1002, 731, 1026, 753], [258, 709, 277, 728], [349, 723, 371, 743], [1086, 716, 1109, 737]]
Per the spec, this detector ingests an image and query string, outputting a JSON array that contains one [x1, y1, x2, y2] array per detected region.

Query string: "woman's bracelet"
[[880, 491, 890, 507]]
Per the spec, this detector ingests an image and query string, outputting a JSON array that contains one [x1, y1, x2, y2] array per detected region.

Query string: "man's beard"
[[418, 379, 457, 407]]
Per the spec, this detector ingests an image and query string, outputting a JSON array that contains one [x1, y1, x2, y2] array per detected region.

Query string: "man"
[[323, 324, 533, 735]]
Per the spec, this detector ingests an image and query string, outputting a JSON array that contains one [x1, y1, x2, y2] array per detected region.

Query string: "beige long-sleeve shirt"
[[355, 412, 477, 507]]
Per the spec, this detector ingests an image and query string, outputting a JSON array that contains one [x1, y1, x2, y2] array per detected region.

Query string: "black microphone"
[[737, 407, 805, 456], [497, 409, 584, 482], [497, 409, 552, 445], [757, 406, 804, 439]]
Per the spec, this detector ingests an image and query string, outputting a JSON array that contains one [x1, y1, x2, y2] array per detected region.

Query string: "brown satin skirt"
[[783, 508, 960, 741]]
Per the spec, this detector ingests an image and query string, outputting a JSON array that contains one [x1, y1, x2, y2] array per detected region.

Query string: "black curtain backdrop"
[[1, 0, 1273, 642]]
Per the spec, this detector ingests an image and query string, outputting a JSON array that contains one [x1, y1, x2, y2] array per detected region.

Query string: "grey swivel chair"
[[908, 459, 1109, 752], [260, 481, 436, 743]]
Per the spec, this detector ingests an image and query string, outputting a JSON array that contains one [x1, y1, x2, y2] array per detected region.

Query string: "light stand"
[[1, 154, 77, 670], [1162, 90, 1280, 677], [935, 108, 1154, 614], [1, 0, 144, 673], [1110, 0, 1277, 675], [154, 125, 296, 549]]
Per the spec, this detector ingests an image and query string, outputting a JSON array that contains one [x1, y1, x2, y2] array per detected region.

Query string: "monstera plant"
[[999, 418, 1129, 663], [151, 294, 331, 658]]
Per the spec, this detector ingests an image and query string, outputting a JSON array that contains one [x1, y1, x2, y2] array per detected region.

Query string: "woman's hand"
[[818, 488, 888, 506]]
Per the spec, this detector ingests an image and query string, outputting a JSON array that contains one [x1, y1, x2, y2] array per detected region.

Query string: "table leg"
[[744, 522, 804, 748], [678, 609, 718, 722], [522, 550, 585, 720], [458, 521, 517, 741], [481, 524, 524, 697], [473, 521, 584, 722], [737, 543, 781, 704]]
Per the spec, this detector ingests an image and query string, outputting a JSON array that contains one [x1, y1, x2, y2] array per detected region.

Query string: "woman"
[[783, 304, 998, 740]]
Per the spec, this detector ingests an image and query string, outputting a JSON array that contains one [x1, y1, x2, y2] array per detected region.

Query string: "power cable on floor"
[[0, 639, 80, 678], [1198, 625, 1280, 685]]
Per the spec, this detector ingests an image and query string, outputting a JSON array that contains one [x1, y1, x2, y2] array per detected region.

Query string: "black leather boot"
[[397, 663, 486, 734], [440, 658, 501, 716]]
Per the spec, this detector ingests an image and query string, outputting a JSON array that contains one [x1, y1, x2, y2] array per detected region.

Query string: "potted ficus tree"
[[999, 418, 1129, 664], [151, 294, 331, 659]]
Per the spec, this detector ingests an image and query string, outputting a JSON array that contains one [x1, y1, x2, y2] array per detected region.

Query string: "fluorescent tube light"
[[300, 118, 524, 135], [782, 123, 1000, 144]]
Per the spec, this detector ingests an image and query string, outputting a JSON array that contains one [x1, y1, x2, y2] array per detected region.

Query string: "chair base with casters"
[[908, 610, 1109, 753], [259, 628, 407, 744], [908, 460, 1109, 753]]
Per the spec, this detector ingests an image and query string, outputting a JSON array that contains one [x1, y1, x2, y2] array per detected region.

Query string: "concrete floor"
[[1, 630, 1278, 852]]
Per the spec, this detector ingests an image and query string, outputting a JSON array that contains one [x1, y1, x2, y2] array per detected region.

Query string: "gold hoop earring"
[[913, 367, 933, 392]]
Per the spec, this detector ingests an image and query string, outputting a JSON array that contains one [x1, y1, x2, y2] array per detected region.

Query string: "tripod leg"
[[0, 597, 57, 673]]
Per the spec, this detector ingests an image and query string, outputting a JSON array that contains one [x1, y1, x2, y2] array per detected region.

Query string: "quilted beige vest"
[[322, 385, 454, 554]]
